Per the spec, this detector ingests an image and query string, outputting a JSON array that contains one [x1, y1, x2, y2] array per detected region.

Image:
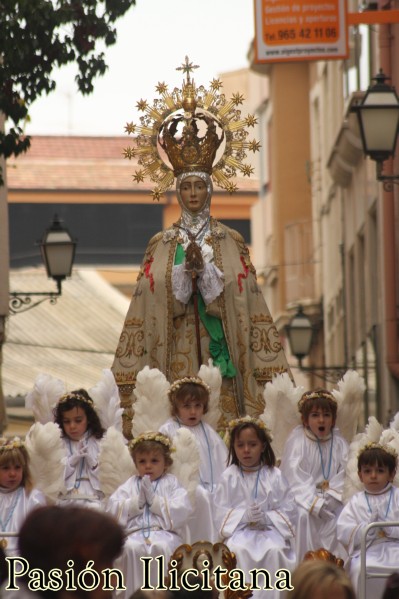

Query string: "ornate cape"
[[112, 218, 291, 433]]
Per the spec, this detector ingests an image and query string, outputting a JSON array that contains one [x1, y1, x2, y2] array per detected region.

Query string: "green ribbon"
[[174, 244, 236, 378]]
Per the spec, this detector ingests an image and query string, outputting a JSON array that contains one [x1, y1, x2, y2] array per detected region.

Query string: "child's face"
[[304, 407, 334, 438], [234, 426, 265, 469], [358, 463, 395, 493], [134, 450, 166, 481], [176, 397, 204, 427], [0, 462, 23, 491], [62, 406, 88, 441]]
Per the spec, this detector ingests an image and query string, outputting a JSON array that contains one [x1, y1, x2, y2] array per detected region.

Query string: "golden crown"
[[129, 432, 175, 453], [57, 392, 94, 407], [357, 442, 398, 460], [168, 376, 211, 399], [227, 415, 273, 441], [124, 56, 260, 200], [298, 390, 337, 413], [0, 437, 25, 453]]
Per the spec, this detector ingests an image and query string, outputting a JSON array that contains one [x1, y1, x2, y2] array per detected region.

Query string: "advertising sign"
[[254, 0, 348, 63]]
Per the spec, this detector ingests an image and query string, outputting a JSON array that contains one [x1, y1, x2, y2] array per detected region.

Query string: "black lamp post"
[[286, 305, 348, 383], [286, 305, 313, 369], [354, 70, 399, 189], [9, 215, 77, 314]]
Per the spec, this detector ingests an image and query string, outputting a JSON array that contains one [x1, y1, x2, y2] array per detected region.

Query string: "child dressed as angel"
[[25, 370, 132, 510], [159, 375, 228, 543], [107, 432, 193, 598], [279, 388, 349, 562], [337, 442, 399, 599]]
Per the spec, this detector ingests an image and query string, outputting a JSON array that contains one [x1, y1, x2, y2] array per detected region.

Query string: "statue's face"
[[179, 176, 208, 213]]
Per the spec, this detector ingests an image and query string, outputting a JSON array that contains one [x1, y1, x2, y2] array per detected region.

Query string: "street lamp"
[[9, 214, 77, 315], [286, 305, 347, 383], [353, 70, 399, 189]]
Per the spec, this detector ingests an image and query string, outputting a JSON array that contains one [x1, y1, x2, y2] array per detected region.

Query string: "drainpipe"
[[378, 1, 399, 379]]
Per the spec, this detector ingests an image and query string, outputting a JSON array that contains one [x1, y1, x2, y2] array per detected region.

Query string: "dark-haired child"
[[280, 388, 348, 562], [213, 416, 296, 599], [54, 389, 105, 508], [159, 376, 228, 542], [337, 443, 399, 598], [0, 437, 46, 555], [108, 432, 192, 597]]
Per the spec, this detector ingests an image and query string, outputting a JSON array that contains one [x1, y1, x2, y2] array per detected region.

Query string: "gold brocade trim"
[[166, 235, 178, 379], [211, 219, 240, 418], [137, 232, 163, 282], [273, 509, 295, 538], [309, 496, 320, 515], [250, 314, 273, 324], [220, 508, 235, 538], [253, 366, 288, 384]]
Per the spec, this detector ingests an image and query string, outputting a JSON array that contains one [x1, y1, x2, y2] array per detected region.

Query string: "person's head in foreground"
[[288, 560, 356, 599], [17, 505, 124, 599]]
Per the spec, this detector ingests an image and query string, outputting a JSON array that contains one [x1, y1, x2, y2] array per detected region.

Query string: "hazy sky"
[[25, 0, 255, 136]]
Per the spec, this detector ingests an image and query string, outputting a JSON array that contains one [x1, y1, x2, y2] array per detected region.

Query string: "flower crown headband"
[[298, 390, 337, 413], [0, 437, 25, 453], [57, 392, 94, 407], [227, 415, 273, 441], [129, 432, 175, 453], [357, 442, 398, 460], [167, 376, 211, 400]]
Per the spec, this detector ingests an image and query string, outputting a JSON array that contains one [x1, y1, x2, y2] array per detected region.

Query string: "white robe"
[[0, 486, 46, 556], [279, 425, 348, 562], [213, 465, 296, 599], [58, 434, 104, 509], [107, 473, 192, 598], [337, 484, 399, 599], [159, 418, 228, 543]]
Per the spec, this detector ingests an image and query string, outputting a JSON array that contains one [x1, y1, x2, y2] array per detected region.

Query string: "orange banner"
[[254, 0, 348, 63]]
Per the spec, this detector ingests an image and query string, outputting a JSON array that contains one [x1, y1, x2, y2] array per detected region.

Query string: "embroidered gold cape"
[[112, 218, 291, 434]]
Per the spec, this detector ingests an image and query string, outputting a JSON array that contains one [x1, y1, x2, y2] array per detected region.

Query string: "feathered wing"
[[132, 366, 170, 437], [334, 370, 366, 444], [262, 373, 305, 461], [198, 359, 222, 430], [98, 426, 135, 496], [343, 416, 384, 502], [25, 374, 66, 424], [89, 369, 124, 432], [25, 422, 66, 502], [170, 428, 200, 506]]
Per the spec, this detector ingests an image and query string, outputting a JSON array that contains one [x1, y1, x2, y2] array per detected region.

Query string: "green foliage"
[[0, 0, 135, 178]]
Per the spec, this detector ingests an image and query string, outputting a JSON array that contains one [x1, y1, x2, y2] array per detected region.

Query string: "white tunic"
[[58, 434, 104, 509], [107, 473, 192, 598], [279, 425, 348, 562], [159, 418, 228, 543], [213, 464, 296, 599], [0, 486, 46, 556], [337, 484, 399, 599]]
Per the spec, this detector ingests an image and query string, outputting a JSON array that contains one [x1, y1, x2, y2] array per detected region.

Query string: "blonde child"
[[337, 443, 399, 599], [213, 416, 296, 599], [159, 376, 228, 542], [107, 432, 192, 597], [54, 389, 105, 507], [279, 388, 348, 562], [0, 437, 46, 555]]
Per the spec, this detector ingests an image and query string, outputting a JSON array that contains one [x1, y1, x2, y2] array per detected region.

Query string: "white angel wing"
[[25, 422, 66, 502], [25, 374, 65, 424], [170, 427, 200, 506], [262, 373, 305, 461], [98, 426, 134, 496], [198, 359, 222, 430], [89, 369, 123, 431], [132, 366, 170, 436], [334, 370, 366, 443]]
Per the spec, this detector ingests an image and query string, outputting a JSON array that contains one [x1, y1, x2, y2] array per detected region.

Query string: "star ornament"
[[136, 99, 148, 112]]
